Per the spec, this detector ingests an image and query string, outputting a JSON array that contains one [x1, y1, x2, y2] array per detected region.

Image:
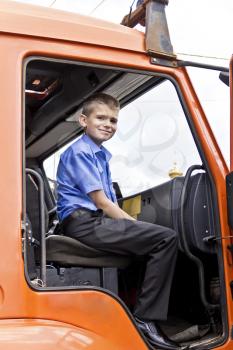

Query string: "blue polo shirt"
[[56, 134, 117, 221]]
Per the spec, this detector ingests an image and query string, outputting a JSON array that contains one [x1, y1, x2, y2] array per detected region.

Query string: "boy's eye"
[[96, 115, 117, 124], [111, 119, 117, 124]]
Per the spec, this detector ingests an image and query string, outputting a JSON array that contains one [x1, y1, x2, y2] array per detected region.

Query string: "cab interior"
[[24, 58, 226, 348]]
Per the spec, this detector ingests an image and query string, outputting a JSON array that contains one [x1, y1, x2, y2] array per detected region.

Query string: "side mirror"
[[226, 171, 233, 228], [219, 71, 229, 87]]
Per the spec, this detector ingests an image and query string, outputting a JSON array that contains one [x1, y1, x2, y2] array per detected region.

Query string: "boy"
[[57, 93, 179, 350]]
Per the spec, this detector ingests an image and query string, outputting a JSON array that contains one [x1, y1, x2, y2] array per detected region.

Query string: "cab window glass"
[[105, 80, 201, 196], [187, 66, 230, 167]]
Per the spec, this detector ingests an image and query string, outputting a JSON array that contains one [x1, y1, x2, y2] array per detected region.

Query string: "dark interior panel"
[[125, 172, 216, 254], [26, 60, 121, 148]]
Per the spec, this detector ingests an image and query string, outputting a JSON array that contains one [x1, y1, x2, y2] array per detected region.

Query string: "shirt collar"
[[82, 134, 112, 161]]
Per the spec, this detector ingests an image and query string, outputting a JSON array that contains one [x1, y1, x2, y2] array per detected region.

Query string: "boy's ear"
[[79, 114, 87, 128]]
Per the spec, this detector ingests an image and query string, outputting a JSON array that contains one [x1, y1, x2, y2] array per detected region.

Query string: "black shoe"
[[135, 317, 181, 350]]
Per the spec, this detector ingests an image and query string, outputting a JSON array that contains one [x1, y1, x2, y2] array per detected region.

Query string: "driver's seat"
[[25, 168, 131, 293]]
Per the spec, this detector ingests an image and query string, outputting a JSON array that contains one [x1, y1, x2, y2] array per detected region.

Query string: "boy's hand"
[[89, 190, 136, 220]]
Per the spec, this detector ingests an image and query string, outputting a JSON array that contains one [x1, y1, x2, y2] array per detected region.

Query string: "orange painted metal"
[[0, 319, 123, 350], [121, 0, 149, 27], [230, 56, 233, 171], [0, 2, 232, 349], [0, 0, 145, 54], [173, 67, 233, 336]]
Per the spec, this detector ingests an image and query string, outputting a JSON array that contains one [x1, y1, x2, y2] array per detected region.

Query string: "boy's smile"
[[79, 103, 119, 146]]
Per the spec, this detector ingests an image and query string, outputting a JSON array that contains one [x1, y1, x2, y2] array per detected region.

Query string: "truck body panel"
[[0, 0, 145, 53], [0, 319, 123, 349]]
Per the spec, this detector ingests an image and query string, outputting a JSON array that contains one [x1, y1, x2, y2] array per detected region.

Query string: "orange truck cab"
[[0, 0, 232, 349]]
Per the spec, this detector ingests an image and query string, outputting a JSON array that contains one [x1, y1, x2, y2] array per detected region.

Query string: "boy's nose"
[[104, 119, 111, 127]]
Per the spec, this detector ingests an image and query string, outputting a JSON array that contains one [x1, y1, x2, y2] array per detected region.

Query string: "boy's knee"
[[167, 228, 178, 242]]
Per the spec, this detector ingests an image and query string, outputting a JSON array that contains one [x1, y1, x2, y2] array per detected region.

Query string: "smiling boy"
[[57, 93, 179, 350]]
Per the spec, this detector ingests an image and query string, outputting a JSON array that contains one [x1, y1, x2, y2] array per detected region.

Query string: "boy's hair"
[[82, 93, 120, 117]]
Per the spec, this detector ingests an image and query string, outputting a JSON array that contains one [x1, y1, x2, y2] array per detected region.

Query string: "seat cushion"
[[46, 235, 131, 268]]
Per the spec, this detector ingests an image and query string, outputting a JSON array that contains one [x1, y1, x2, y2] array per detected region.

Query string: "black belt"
[[61, 208, 103, 227]]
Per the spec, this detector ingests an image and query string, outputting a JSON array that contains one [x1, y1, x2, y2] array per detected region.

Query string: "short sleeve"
[[111, 183, 118, 202], [60, 150, 103, 195]]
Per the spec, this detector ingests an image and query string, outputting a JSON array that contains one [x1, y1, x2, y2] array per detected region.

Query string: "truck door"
[[230, 56, 233, 170]]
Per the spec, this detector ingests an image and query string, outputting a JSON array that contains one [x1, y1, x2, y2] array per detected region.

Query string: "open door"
[[230, 56, 233, 171], [226, 56, 233, 228]]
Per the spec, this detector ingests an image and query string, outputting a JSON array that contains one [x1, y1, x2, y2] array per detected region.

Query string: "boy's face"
[[79, 103, 119, 146]]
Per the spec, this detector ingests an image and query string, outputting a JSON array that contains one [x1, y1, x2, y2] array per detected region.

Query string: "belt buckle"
[[78, 209, 89, 217]]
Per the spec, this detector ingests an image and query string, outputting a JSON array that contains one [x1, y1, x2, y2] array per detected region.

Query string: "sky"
[[10, 0, 232, 195], [12, 0, 232, 63]]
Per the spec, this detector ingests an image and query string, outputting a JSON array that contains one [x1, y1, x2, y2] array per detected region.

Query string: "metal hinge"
[[21, 220, 26, 254], [150, 56, 178, 68], [21, 220, 27, 232]]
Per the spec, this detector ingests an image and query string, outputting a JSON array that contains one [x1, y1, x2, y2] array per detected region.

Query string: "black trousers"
[[62, 210, 178, 321]]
